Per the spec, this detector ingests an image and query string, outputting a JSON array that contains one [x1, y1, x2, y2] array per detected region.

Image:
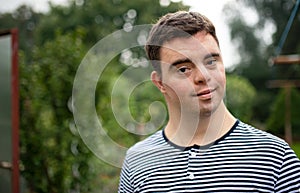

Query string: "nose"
[[193, 66, 210, 84]]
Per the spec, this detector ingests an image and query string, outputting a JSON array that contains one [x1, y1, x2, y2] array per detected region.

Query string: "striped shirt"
[[118, 120, 300, 192]]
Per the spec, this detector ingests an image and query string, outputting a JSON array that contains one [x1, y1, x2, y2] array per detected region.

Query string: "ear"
[[151, 71, 166, 93]]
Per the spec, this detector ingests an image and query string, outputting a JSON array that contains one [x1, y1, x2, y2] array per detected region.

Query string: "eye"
[[177, 66, 191, 74], [206, 59, 217, 65]]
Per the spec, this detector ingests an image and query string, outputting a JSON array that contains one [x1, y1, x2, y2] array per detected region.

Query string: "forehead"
[[160, 31, 220, 62]]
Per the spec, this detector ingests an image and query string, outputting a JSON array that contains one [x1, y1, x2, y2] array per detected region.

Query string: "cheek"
[[221, 73, 226, 85], [163, 79, 192, 97], [216, 67, 226, 84]]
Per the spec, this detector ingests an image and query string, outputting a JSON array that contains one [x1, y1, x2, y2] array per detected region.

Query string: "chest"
[[132, 147, 280, 193]]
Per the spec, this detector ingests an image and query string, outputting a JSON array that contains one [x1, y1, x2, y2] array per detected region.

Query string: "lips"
[[193, 88, 216, 99], [197, 89, 211, 96]]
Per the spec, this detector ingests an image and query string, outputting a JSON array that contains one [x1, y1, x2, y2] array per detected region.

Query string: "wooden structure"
[[268, 54, 300, 145]]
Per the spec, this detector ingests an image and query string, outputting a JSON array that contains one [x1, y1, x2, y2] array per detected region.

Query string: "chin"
[[199, 109, 214, 117], [198, 102, 220, 117], [187, 106, 213, 117]]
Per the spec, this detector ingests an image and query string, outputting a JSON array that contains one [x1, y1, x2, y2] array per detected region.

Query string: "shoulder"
[[234, 120, 287, 145], [125, 130, 167, 160], [224, 120, 292, 157]]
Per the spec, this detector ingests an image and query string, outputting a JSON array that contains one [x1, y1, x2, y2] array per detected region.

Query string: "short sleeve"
[[275, 145, 300, 193], [118, 157, 134, 193]]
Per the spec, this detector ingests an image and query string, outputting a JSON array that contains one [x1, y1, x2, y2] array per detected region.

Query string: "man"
[[118, 11, 300, 192]]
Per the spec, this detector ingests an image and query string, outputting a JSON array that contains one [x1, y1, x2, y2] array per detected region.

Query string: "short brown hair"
[[145, 11, 219, 73]]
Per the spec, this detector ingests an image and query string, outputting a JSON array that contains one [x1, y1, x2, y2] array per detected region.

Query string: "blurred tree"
[[35, 0, 187, 47], [266, 88, 300, 137], [20, 30, 101, 193], [223, 0, 300, 127], [11, 0, 189, 192], [226, 75, 256, 123], [0, 5, 42, 60]]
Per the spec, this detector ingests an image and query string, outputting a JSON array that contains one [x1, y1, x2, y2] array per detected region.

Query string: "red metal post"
[[11, 28, 19, 193]]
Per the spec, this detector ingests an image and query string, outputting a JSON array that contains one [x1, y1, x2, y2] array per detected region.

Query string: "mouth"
[[193, 88, 216, 99]]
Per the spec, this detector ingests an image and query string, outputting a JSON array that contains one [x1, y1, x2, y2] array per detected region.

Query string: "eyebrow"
[[171, 58, 191, 67], [168, 58, 192, 71], [204, 52, 220, 60]]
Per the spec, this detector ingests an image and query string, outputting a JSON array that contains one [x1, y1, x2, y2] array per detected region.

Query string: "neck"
[[165, 101, 236, 147]]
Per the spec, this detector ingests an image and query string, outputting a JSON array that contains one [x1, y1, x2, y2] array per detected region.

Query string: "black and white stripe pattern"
[[118, 120, 300, 192]]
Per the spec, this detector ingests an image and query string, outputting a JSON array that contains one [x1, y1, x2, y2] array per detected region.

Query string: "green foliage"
[[35, 0, 188, 47], [20, 31, 97, 193], [291, 143, 300, 158], [3, 0, 189, 192], [223, 2, 273, 122], [106, 68, 166, 142], [244, 0, 300, 55], [225, 75, 256, 122], [224, 0, 300, 127], [266, 88, 300, 137], [0, 5, 42, 60]]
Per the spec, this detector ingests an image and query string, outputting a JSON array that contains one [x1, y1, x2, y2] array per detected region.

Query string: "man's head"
[[145, 11, 219, 73], [146, 11, 226, 117]]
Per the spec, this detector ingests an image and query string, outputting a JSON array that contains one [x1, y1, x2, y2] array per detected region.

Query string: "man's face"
[[152, 31, 226, 117]]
